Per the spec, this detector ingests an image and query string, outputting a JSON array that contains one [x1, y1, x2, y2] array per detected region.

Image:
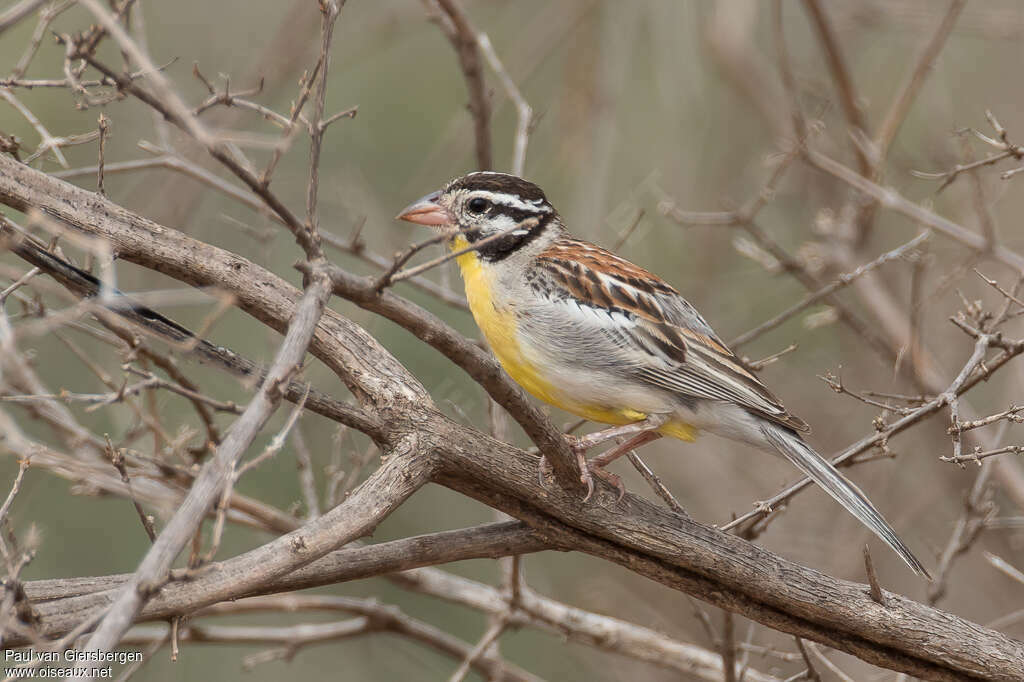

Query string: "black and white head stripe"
[[445, 172, 559, 261]]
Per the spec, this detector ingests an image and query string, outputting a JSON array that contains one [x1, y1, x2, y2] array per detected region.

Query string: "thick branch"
[[8, 522, 545, 643], [423, 414, 1024, 681]]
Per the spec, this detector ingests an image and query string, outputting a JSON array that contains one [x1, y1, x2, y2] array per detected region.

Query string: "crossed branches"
[[2, 2, 1024, 681]]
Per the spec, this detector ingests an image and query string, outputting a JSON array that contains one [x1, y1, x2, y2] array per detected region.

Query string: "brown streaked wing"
[[536, 238, 810, 433]]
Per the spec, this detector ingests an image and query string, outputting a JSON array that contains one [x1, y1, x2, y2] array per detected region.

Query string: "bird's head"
[[397, 171, 560, 261]]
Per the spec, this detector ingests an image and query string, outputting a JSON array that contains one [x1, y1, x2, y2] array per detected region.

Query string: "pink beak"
[[396, 191, 451, 227]]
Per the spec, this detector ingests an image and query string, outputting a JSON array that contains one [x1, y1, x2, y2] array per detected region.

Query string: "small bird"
[[398, 171, 929, 578]]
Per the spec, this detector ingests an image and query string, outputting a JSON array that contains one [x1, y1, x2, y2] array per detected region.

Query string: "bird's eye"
[[467, 197, 491, 214]]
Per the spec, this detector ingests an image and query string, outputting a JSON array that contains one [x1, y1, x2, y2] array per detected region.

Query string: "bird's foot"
[[537, 438, 626, 503], [539, 420, 668, 502], [582, 460, 625, 503], [570, 434, 626, 502]]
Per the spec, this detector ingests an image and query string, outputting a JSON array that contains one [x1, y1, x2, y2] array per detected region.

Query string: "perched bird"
[[398, 171, 929, 578]]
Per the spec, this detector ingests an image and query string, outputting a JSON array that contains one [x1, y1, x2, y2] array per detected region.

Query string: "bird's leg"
[[567, 415, 668, 502], [591, 430, 664, 468], [581, 430, 663, 502], [569, 413, 670, 452], [539, 414, 668, 501]]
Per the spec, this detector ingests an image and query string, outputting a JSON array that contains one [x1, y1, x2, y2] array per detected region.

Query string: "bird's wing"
[[535, 238, 809, 432]]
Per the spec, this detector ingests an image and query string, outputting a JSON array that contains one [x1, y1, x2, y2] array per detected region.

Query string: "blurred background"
[[3, 0, 1024, 679]]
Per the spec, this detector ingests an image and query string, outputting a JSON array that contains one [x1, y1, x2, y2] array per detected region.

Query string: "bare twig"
[[96, 113, 109, 195], [0, 457, 30, 527], [626, 450, 687, 516], [731, 231, 929, 347], [941, 445, 1024, 466], [103, 435, 157, 542], [793, 636, 822, 682], [477, 33, 532, 175], [721, 612, 737, 682], [746, 343, 798, 371], [301, 0, 345, 262], [382, 220, 535, 289], [79, 271, 335, 655], [291, 427, 320, 520], [0, 88, 69, 167], [874, 0, 968, 161], [448, 618, 508, 682], [929, 435, 997, 605], [431, 0, 491, 170], [0, 0, 49, 35], [862, 546, 885, 605], [803, 148, 1024, 272], [953, 406, 1024, 433], [804, 642, 856, 682], [801, 0, 870, 175], [985, 552, 1024, 586], [723, 328, 1023, 534]]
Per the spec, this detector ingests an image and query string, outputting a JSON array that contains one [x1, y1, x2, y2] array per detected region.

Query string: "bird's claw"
[[586, 464, 625, 503], [537, 437, 628, 503], [575, 446, 595, 501], [574, 439, 624, 503], [537, 455, 553, 489]]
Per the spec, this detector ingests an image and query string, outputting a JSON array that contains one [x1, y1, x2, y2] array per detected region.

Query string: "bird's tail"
[[759, 421, 931, 579]]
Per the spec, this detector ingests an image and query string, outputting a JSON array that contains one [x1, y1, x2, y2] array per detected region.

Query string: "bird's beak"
[[396, 191, 451, 227]]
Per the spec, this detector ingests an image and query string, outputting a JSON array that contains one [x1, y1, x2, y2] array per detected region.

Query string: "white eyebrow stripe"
[[468, 190, 552, 214], [494, 197, 552, 213]]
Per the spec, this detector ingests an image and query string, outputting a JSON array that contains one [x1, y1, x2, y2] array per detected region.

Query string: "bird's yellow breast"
[[452, 237, 696, 442], [454, 237, 564, 407]]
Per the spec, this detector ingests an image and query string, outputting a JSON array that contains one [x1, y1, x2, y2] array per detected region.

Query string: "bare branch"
[[0, 0, 49, 35], [79, 270, 335, 654], [477, 33, 532, 175], [801, 0, 871, 175], [803, 148, 1024, 272], [430, 0, 491, 170], [731, 231, 929, 348], [875, 0, 968, 160]]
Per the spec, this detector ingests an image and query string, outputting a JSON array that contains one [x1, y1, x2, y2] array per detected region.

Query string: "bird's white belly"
[[515, 333, 679, 424]]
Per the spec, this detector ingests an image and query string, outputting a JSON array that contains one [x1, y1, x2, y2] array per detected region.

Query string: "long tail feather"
[[760, 422, 931, 579]]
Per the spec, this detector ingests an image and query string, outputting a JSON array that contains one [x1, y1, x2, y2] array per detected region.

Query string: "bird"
[[397, 171, 930, 578]]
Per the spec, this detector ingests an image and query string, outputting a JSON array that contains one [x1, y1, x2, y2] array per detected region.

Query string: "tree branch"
[[78, 268, 335, 655], [0, 153, 428, 418]]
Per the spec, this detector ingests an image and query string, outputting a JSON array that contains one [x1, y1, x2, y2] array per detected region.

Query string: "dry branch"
[[78, 270, 334, 654], [4, 151, 1024, 680], [3, 4, 1024, 680], [0, 153, 420, 425], [431, 0, 492, 170], [8, 523, 548, 642]]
